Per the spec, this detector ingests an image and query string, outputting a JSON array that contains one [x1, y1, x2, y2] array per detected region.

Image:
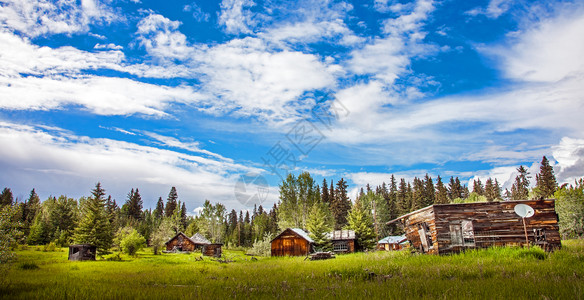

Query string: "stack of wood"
[[306, 251, 335, 261]]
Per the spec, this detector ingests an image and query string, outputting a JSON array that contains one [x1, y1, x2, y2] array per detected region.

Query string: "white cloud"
[[553, 137, 584, 184], [0, 0, 121, 37], [218, 0, 256, 35], [482, 6, 584, 82], [348, 0, 436, 85], [261, 19, 364, 47], [0, 74, 202, 116], [136, 14, 195, 62], [142, 131, 232, 161], [94, 43, 123, 50], [183, 2, 210, 22], [196, 37, 340, 122], [0, 120, 273, 210], [0, 31, 124, 77], [465, 0, 511, 19]]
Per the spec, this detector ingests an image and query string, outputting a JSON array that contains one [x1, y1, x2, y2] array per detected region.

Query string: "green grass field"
[[2, 240, 584, 299]]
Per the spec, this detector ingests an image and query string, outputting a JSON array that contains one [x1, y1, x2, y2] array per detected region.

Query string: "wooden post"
[[522, 217, 529, 248]]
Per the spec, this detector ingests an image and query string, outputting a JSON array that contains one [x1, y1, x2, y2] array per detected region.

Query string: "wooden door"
[[283, 238, 293, 255]]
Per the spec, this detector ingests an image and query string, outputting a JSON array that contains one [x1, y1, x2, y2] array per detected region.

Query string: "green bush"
[[18, 262, 39, 270], [42, 242, 57, 252], [120, 230, 146, 256]]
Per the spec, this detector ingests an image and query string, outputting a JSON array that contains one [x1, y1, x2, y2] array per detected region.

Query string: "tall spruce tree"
[[511, 165, 530, 200], [435, 176, 449, 204], [74, 183, 113, 254], [126, 188, 143, 221], [321, 179, 329, 205], [473, 179, 485, 196], [423, 174, 435, 207], [153, 197, 164, 219], [535, 156, 558, 198], [306, 201, 334, 251], [23, 189, 41, 235], [485, 178, 495, 202], [165, 187, 178, 217], [0, 188, 13, 206], [397, 179, 408, 215], [346, 197, 376, 250], [331, 178, 350, 229]]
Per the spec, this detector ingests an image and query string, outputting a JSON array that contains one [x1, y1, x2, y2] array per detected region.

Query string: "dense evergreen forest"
[[1, 156, 583, 261]]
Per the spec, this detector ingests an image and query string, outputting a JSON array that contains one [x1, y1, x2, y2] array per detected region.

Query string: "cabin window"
[[450, 221, 475, 246], [333, 241, 348, 252], [534, 229, 546, 242]]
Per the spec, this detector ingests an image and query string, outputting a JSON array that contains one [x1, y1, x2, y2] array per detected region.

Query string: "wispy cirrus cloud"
[[0, 120, 271, 209], [0, 0, 122, 37]]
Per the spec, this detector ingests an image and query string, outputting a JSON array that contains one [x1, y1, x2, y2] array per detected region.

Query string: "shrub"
[[120, 230, 146, 256], [246, 233, 273, 256], [18, 262, 39, 270], [516, 246, 547, 260], [43, 242, 57, 252]]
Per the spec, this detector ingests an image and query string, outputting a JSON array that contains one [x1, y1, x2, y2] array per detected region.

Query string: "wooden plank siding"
[[395, 199, 561, 255], [271, 228, 312, 256]]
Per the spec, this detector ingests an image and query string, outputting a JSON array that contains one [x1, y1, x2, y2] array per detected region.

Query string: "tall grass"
[[1, 240, 584, 299]]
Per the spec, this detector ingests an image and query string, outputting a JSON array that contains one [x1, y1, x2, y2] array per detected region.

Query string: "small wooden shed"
[[328, 230, 356, 253], [271, 228, 314, 256], [377, 236, 407, 251], [202, 244, 223, 257], [388, 199, 561, 255], [165, 232, 198, 252], [68, 244, 96, 261]]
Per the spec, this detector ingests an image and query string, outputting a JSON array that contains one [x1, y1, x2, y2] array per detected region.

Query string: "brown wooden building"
[[328, 230, 356, 253], [68, 244, 96, 261], [388, 199, 561, 255], [202, 244, 223, 257], [271, 228, 314, 256], [165, 232, 198, 252], [377, 236, 407, 251]]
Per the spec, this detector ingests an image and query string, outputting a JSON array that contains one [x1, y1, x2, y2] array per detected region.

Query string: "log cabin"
[[165, 232, 198, 252], [68, 244, 96, 261], [387, 199, 561, 255], [327, 230, 356, 253], [377, 236, 407, 251], [271, 228, 314, 256]]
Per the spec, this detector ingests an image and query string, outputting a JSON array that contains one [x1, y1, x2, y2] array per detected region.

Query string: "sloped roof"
[[378, 235, 407, 244], [191, 233, 211, 244], [271, 228, 314, 243], [290, 228, 314, 243], [326, 230, 355, 240], [164, 232, 196, 245]]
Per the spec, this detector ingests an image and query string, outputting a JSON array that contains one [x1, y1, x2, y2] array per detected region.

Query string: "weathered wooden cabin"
[[377, 236, 407, 251], [68, 244, 96, 261], [202, 244, 223, 257], [388, 199, 561, 255], [328, 230, 356, 253], [165, 232, 198, 252], [190, 232, 212, 250], [271, 228, 314, 256]]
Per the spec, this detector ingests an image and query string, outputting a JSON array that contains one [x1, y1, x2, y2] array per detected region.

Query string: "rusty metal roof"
[[378, 236, 407, 244], [190, 233, 211, 244], [327, 230, 356, 240]]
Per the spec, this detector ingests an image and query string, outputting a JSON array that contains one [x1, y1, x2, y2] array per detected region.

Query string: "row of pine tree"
[[0, 156, 570, 255]]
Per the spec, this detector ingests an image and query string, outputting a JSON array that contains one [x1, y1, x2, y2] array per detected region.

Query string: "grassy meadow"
[[2, 240, 584, 299]]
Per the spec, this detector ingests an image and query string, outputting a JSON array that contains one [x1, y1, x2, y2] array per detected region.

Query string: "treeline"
[[1, 156, 582, 259], [0, 183, 282, 256]]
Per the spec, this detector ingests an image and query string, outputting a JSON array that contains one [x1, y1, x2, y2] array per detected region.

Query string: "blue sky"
[[1, 0, 584, 213]]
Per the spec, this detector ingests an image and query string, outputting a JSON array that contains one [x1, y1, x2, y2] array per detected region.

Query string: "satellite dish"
[[514, 204, 535, 218]]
